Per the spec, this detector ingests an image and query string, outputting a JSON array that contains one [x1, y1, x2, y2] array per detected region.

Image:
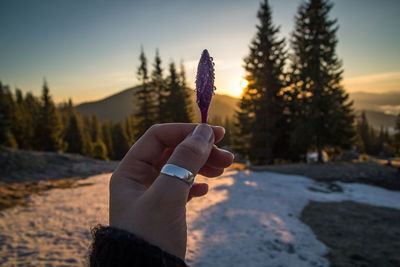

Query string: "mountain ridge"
[[76, 87, 398, 130], [76, 86, 238, 122]]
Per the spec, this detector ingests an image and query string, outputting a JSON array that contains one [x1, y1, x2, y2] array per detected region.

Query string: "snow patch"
[[0, 170, 399, 266]]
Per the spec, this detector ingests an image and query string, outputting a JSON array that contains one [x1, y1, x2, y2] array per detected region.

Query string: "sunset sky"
[[1, 0, 399, 103]]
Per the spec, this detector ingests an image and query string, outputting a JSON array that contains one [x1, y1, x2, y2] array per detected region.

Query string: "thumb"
[[146, 124, 214, 203]]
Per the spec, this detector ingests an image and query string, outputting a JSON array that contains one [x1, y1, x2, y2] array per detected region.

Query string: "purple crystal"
[[196, 49, 215, 123]]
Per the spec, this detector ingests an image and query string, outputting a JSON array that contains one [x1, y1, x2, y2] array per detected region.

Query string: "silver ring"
[[160, 164, 195, 186]]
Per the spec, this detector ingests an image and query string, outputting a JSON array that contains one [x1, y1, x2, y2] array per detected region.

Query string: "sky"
[[1, 0, 399, 104]]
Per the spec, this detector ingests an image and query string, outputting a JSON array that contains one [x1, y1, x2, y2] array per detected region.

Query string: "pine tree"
[[394, 113, 400, 156], [92, 141, 108, 160], [235, 0, 288, 165], [179, 61, 194, 122], [233, 92, 254, 159], [223, 117, 233, 148], [378, 125, 392, 157], [356, 111, 371, 153], [290, 0, 355, 162], [80, 114, 94, 156], [211, 116, 232, 148], [11, 89, 30, 149], [64, 111, 86, 154], [134, 47, 156, 137], [112, 122, 130, 160], [23, 92, 40, 149], [0, 82, 18, 148], [90, 114, 103, 143], [59, 99, 74, 149], [151, 49, 168, 123], [102, 121, 114, 159], [164, 61, 192, 123], [34, 80, 63, 151], [378, 125, 386, 153], [368, 127, 378, 155], [90, 115, 108, 160], [124, 115, 135, 146]]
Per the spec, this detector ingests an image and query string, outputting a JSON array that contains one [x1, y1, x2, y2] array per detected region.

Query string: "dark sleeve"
[[89, 225, 188, 267]]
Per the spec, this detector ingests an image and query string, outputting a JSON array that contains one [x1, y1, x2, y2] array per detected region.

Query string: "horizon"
[[75, 83, 400, 106], [1, 0, 400, 104]]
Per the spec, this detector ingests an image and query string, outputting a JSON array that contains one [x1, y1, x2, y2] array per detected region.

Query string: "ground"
[[0, 149, 399, 266], [301, 201, 400, 267], [0, 166, 399, 266], [0, 148, 118, 211]]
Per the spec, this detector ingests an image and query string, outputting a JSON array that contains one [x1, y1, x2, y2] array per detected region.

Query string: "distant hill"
[[76, 87, 398, 131], [349, 91, 399, 132], [76, 86, 138, 121], [356, 110, 397, 132], [76, 86, 239, 122], [349, 91, 400, 114]]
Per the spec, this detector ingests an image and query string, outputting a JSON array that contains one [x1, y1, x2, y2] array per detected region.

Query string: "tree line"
[[1, 0, 400, 164], [356, 111, 398, 157], [133, 48, 193, 137], [0, 49, 195, 160], [0, 80, 125, 160], [233, 0, 400, 164]]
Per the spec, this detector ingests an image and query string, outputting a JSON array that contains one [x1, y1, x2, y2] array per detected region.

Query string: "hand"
[[109, 123, 234, 259]]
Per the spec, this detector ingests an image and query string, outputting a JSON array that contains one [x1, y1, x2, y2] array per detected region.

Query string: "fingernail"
[[192, 124, 213, 143]]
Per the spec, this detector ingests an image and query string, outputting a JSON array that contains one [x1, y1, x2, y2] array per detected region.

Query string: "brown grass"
[[0, 178, 92, 211]]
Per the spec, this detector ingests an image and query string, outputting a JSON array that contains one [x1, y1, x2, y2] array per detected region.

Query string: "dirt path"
[[0, 170, 399, 266]]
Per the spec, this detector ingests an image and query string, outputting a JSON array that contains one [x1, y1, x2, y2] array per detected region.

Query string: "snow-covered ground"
[[0, 169, 399, 266]]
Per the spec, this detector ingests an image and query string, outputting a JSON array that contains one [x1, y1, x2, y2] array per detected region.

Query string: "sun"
[[240, 79, 248, 89], [230, 78, 249, 97]]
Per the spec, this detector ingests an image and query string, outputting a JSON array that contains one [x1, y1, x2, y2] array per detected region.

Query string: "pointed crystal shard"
[[195, 49, 215, 123]]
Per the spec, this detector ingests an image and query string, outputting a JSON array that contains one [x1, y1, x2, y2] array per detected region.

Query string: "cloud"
[[378, 105, 400, 115], [345, 71, 400, 84], [109, 71, 136, 83], [344, 71, 400, 93]]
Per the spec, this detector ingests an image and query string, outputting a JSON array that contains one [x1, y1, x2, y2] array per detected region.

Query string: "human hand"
[[109, 123, 234, 259]]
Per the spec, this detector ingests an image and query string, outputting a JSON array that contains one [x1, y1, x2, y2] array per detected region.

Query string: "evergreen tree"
[[11, 89, 29, 149], [151, 49, 168, 123], [64, 111, 86, 154], [134, 47, 156, 137], [232, 91, 254, 159], [211, 116, 232, 148], [0, 82, 17, 148], [378, 125, 386, 154], [34, 80, 63, 151], [394, 113, 400, 156], [378, 125, 392, 157], [223, 117, 233, 148], [102, 121, 114, 159], [368, 127, 378, 155], [356, 111, 371, 153], [235, 0, 288, 164], [23, 92, 41, 149], [164, 61, 192, 123], [59, 99, 74, 132], [77, 114, 93, 156], [92, 141, 108, 160], [290, 0, 355, 162], [124, 115, 135, 146], [90, 114, 103, 143], [112, 122, 130, 160], [179, 61, 194, 122]]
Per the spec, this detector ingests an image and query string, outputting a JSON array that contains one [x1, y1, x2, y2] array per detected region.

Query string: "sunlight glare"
[[240, 79, 248, 89], [232, 78, 248, 97]]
